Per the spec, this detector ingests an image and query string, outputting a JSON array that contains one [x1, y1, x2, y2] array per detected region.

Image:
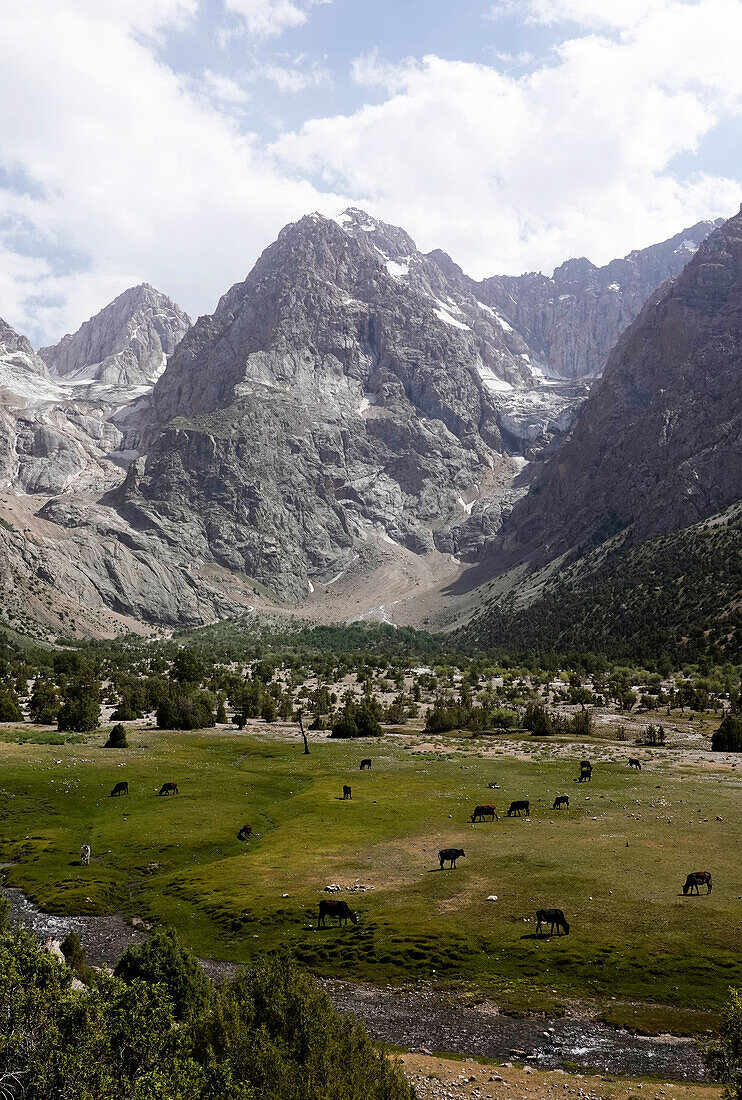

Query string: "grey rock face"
[[0, 210, 722, 628], [478, 220, 721, 379], [39, 284, 191, 389], [503, 207, 742, 562], [0, 319, 62, 402], [116, 210, 586, 597]]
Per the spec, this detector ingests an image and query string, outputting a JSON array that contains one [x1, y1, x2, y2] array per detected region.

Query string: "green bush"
[[0, 683, 23, 722], [331, 701, 383, 739], [105, 723, 128, 748], [28, 677, 60, 724], [57, 676, 101, 732], [0, 919, 414, 1100], [712, 715, 742, 752], [114, 927, 212, 1023], [703, 987, 742, 1099], [157, 688, 215, 730]]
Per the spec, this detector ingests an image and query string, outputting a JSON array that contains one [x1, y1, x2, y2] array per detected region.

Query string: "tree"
[[331, 700, 383, 739], [157, 688, 215, 731], [105, 723, 128, 748], [57, 675, 101, 732], [0, 683, 23, 722], [28, 677, 60, 724], [712, 715, 742, 753], [114, 927, 212, 1023], [704, 987, 742, 1099], [172, 647, 205, 685]]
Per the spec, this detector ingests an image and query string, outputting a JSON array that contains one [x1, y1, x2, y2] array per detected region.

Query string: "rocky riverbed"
[[0, 885, 709, 1082]]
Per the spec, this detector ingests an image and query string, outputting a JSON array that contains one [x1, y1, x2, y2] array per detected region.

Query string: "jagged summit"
[[0, 318, 62, 403], [480, 218, 721, 379], [39, 283, 191, 390], [502, 206, 742, 560]]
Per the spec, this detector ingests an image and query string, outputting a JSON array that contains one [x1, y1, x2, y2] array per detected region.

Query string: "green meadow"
[[0, 726, 740, 1032]]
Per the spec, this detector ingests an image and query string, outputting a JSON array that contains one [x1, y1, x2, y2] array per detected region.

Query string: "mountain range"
[[0, 206, 733, 643]]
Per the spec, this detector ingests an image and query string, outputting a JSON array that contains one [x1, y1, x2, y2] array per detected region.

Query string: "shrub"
[[331, 701, 383, 738], [28, 677, 60, 724], [157, 688, 215, 731], [105, 723, 128, 748], [57, 676, 101, 732], [114, 927, 212, 1023], [703, 987, 742, 1099], [0, 684, 23, 722], [712, 715, 742, 753]]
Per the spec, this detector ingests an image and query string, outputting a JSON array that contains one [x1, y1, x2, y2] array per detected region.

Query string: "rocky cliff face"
[[39, 284, 191, 391], [479, 220, 721, 380], [112, 209, 590, 598], [0, 209, 723, 631], [502, 207, 742, 563]]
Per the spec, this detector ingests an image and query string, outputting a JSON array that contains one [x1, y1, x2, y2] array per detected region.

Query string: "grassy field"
[[0, 725, 740, 1032]]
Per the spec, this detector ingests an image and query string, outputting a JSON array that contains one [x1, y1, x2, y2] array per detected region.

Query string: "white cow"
[[80, 844, 91, 866]]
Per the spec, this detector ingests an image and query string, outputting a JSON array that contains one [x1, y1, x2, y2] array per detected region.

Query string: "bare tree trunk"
[[298, 710, 310, 755]]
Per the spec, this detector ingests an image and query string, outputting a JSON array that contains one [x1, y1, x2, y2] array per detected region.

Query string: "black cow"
[[318, 899, 357, 927], [536, 908, 570, 936], [552, 794, 569, 810], [470, 804, 498, 822], [438, 847, 465, 868], [237, 824, 252, 841], [578, 761, 592, 783], [111, 781, 128, 797], [628, 758, 642, 770], [360, 759, 372, 770], [507, 800, 530, 817], [342, 785, 352, 800], [158, 782, 178, 796]]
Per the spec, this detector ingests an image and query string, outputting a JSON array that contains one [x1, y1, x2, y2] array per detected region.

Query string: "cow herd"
[[79, 748, 714, 941]]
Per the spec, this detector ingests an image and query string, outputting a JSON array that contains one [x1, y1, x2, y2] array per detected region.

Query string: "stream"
[[1, 885, 709, 1082]]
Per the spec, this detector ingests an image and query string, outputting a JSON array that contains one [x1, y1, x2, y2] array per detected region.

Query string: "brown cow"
[[683, 871, 712, 895], [237, 824, 252, 841], [628, 758, 642, 769], [158, 782, 178, 796], [318, 899, 358, 927]]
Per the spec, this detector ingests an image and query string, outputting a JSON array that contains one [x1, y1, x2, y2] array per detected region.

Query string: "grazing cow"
[[507, 800, 530, 817], [578, 761, 592, 783], [237, 824, 252, 841], [343, 785, 352, 800], [111, 781, 128, 797], [683, 871, 712, 895], [552, 795, 569, 810], [318, 899, 358, 927], [439, 847, 466, 869], [628, 758, 642, 770], [360, 759, 372, 770], [470, 804, 498, 822], [158, 782, 178, 796], [536, 908, 570, 936], [80, 844, 91, 866]]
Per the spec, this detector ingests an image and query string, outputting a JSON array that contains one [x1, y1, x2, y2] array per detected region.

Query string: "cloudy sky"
[[2, 0, 741, 345]]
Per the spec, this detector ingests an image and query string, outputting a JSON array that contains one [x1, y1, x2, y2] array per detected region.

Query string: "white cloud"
[[202, 69, 250, 104], [224, 0, 330, 38], [0, 0, 342, 343], [487, 0, 670, 29], [1, 0, 741, 349], [275, 0, 742, 277]]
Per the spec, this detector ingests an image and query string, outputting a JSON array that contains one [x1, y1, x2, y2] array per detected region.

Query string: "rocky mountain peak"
[[0, 318, 61, 403], [39, 283, 191, 390], [502, 205, 742, 562], [478, 218, 722, 379]]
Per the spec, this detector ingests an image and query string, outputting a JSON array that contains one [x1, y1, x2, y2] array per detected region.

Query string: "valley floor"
[[0, 710, 738, 1049]]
